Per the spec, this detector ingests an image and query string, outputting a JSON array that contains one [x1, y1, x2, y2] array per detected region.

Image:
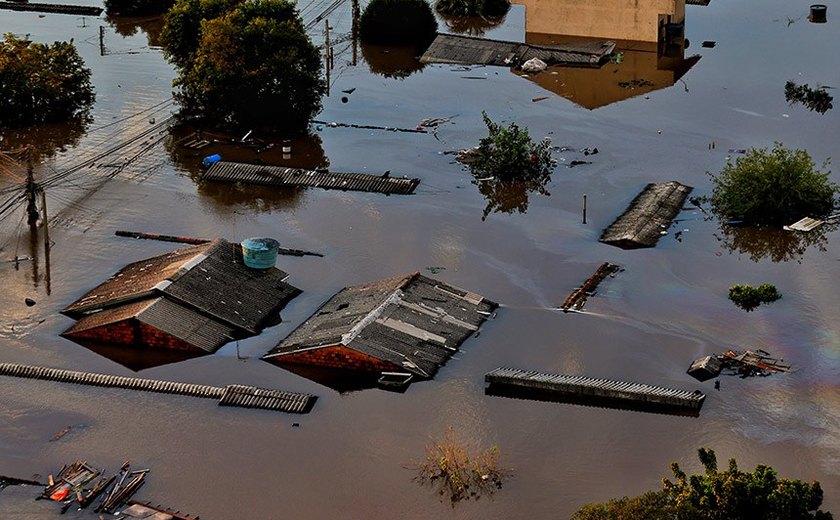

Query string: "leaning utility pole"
[[352, 0, 359, 66]]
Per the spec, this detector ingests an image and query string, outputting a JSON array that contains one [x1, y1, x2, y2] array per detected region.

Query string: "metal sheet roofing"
[[63, 239, 301, 335], [420, 33, 616, 68], [201, 161, 420, 195], [600, 181, 693, 249], [266, 274, 497, 378]]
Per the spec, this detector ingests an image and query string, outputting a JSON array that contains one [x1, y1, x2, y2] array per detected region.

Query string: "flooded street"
[[2, 0, 840, 517]]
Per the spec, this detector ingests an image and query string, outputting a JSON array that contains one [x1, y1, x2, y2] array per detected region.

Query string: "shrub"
[[0, 34, 94, 127], [435, 0, 509, 18], [573, 448, 833, 520], [163, 0, 325, 132], [413, 427, 507, 502], [728, 283, 781, 311], [359, 0, 438, 47], [709, 143, 838, 226], [470, 111, 553, 182]]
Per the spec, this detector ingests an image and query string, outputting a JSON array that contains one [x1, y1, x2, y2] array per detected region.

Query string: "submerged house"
[[263, 273, 497, 383], [62, 238, 301, 354]]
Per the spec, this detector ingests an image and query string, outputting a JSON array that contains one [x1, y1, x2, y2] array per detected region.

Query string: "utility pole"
[[352, 0, 359, 66], [40, 187, 51, 294], [99, 26, 105, 56], [324, 19, 331, 96], [25, 157, 39, 226]]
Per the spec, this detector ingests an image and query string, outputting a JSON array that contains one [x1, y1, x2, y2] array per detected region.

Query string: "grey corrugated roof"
[[162, 240, 301, 334], [201, 161, 420, 195], [266, 274, 497, 378], [600, 181, 693, 249], [420, 33, 615, 68]]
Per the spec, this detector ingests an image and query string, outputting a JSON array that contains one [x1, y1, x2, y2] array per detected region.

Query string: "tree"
[[470, 111, 553, 183], [709, 143, 838, 226], [572, 448, 833, 520], [728, 283, 781, 311], [0, 34, 94, 127], [359, 0, 438, 47], [162, 0, 325, 132]]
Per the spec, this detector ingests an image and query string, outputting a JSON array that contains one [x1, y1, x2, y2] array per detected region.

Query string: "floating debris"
[[561, 262, 622, 312], [687, 349, 791, 381]]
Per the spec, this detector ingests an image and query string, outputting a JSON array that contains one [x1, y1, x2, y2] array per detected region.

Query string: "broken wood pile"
[[0, 1, 102, 15], [41, 460, 148, 515], [600, 181, 693, 249], [561, 262, 622, 312], [687, 349, 791, 381]]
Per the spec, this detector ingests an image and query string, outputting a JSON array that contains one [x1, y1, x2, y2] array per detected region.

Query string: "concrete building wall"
[[512, 0, 685, 42]]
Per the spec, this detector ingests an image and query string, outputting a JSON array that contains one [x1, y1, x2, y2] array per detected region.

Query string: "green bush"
[[470, 111, 553, 183], [435, 0, 509, 18], [709, 143, 838, 226], [359, 0, 438, 47], [0, 34, 94, 127], [163, 0, 325, 132], [785, 81, 833, 114], [573, 448, 833, 520], [728, 283, 781, 311]]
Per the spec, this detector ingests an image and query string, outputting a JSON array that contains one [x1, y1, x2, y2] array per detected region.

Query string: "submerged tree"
[[162, 0, 325, 132], [573, 448, 833, 520], [0, 34, 94, 127], [728, 283, 781, 311], [467, 112, 553, 219], [709, 143, 838, 226], [785, 81, 833, 114], [717, 221, 835, 263], [359, 0, 438, 47]]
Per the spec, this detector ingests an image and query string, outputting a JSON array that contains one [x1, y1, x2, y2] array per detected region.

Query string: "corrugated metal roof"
[[63, 241, 213, 317], [266, 274, 497, 378], [162, 240, 301, 334], [600, 181, 693, 249], [218, 384, 317, 413], [200, 161, 420, 195], [420, 33, 615, 68], [63, 239, 301, 336]]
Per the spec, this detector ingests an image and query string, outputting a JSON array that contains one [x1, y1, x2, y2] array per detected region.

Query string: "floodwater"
[[2, 0, 840, 518]]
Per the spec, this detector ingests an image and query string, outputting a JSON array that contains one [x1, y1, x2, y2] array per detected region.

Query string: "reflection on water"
[[0, 117, 90, 163], [471, 170, 551, 220], [106, 15, 165, 47], [362, 44, 425, 79], [269, 363, 383, 393], [436, 12, 508, 36], [717, 223, 836, 263], [67, 337, 206, 371]]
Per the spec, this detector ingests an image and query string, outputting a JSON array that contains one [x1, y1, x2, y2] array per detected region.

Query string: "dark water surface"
[[1, 1, 839, 518]]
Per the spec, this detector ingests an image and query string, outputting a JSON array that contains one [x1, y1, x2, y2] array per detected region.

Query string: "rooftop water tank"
[[241, 237, 280, 269]]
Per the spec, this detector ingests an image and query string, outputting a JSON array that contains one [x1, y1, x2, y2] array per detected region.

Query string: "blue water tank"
[[240, 237, 280, 269], [202, 154, 222, 169]]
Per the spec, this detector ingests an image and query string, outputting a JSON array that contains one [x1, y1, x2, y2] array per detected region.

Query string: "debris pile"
[[687, 349, 791, 381], [41, 460, 147, 514]]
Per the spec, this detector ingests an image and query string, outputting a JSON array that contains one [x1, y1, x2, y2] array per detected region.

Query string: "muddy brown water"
[[2, 1, 840, 518]]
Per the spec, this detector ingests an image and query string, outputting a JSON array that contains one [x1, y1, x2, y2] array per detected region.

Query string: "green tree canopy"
[[709, 143, 838, 226], [359, 0, 438, 47], [0, 34, 94, 128], [572, 448, 833, 520], [435, 0, 509, 18], [162, 0, 325, 132]]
